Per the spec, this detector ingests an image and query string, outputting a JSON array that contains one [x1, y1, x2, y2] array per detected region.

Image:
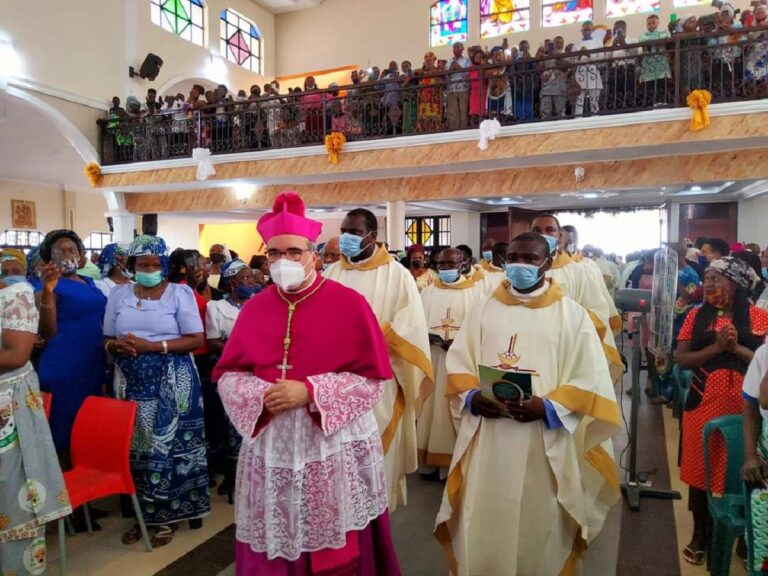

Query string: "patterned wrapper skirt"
[[0, 363, 71, 575], [114, 352, 210, 525]]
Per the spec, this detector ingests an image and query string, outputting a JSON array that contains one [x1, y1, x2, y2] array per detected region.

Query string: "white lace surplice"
[[0, 283, 39, 337], [218, 371, 388, 561]]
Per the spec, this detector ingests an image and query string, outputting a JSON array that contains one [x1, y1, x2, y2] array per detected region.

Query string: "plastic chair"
[[41, 391, 51, 420], [672, 365, 692, 419], [703, 415, 746, 576], [744, 482, 760, 576], [58, 396, 152, 574]]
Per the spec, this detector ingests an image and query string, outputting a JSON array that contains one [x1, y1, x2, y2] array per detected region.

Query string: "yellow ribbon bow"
[[83, 162, 103, 187], [324, 131, 347, 164], [686, 89, 712, 132]]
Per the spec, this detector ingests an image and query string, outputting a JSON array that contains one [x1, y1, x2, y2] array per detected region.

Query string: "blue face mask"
[[543, 235, 558, 254], [505, 263, 543, 290], [438, 269, 461, 284], [482, 251, 493, 262], [135, 270, 163, 288], [698, 255, 709, 268], [59, 258, 79, 275], [339, 232, 371, 258], [1, 275, 27, 287], [763, 267, 768, 281], [234, 285, 255, 299]]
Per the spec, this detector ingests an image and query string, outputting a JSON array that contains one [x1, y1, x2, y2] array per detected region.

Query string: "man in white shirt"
[[575, 21, 605, 116], [446, 42, 472, 130]]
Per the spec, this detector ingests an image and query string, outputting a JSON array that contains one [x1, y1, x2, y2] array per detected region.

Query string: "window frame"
[[150, 0, 206, 47], [480, 0, 531, 37], [82, 231, 114, 259], [219, 8, 263, 74], [541, 0, 594, 28], [405, 216, 451, 249], [430, 0, 469, 48], [0, 230, 45, 253]]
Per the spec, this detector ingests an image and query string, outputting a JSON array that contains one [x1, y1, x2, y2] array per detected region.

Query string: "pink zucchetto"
[[257, 192, 323, 243]]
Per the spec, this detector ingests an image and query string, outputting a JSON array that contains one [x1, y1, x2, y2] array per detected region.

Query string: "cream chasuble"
[[434, 280, 621, 576], [549, 252, 623, 383], [476, 260, 506, 294], [325, 244, 434, 510], [572, 253, 622, 336], [417, 275, 485, 472]]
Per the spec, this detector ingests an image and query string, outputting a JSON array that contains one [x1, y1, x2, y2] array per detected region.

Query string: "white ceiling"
[[251, 0, 323, 14], [0, 92, 91, 191]]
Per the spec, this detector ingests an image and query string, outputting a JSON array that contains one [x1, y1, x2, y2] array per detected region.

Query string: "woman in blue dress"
[[37, 230, 107, 455], [103, 235, 209, 547]]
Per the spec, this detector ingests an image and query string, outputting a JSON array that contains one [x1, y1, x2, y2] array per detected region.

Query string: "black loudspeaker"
[[129, 53, 164, 81], [142, 214, 158, 236]]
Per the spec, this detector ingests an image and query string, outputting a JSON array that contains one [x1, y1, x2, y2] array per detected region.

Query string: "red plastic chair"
[[57, 396, 152, 574], [41, 391, 51, 420]]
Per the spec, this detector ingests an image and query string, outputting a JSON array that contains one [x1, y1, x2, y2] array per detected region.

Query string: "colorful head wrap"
[[709, 256, 758, 290], [98, 243, 128, 278], [221, 259, 248, 278], [128, 235, 169, 276], [26, 247, 41, 280], [407, 244, 425, 257], [0, 248, 27, 273], [40, 229, 84, 263]]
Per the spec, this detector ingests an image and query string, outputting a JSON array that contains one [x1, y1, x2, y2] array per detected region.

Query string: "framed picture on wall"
[[11, 200, 37, 230]]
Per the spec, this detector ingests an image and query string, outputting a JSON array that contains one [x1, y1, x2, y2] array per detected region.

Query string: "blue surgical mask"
[[543, 235, 558, 254], [339, 232, 371, 258], [135, 270, 163, 288], [505, 263, 543, 290], [763, 267, 768, 281], [234, 285, 255, 299], [1, 275, 27, 286], [698, 255, 709, 268], [482, 251, 493, 262], [438, 269, 461, 284]]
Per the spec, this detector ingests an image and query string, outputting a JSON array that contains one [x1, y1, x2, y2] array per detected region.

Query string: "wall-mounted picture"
[[11, 200, 37, 229]]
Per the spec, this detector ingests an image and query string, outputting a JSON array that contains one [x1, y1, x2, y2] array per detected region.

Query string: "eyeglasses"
[[266, 248, 314, 263]]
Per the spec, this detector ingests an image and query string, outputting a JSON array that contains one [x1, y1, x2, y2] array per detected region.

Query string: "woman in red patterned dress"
[[675, 256, 768, 565]]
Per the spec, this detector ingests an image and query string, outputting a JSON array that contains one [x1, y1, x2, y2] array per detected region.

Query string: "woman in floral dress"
[[417, 52, 443, 132], [0, 278, 71, 574]]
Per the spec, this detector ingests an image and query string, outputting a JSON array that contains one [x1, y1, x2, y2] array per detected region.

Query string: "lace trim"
[[235, 429, 387, 561], [1, 285, 38, 334], [307, 373, 383, 436], [218, 372, 270, 443]]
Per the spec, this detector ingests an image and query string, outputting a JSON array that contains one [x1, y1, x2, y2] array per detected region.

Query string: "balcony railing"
[[100, 27, 768, 165]]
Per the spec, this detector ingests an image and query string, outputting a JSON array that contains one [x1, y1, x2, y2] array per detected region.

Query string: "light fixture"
[[0, 39, 22, 85], [690, 185, 702, 191], [233, 183, 255, 204], [501, 197, 511, 201], [582, 192, 599, 199]]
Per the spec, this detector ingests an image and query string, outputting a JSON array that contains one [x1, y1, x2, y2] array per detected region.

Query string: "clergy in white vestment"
[[531, 215, 624, 382], [213, 193, 401, 575], [475, 241, 507, 295], [324, 208, 434, 511], [417, 248, 485, 479], [434, 233, 621, 576]]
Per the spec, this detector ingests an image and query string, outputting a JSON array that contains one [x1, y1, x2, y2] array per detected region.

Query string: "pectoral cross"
[[277, 356, 293, 380], [278, 304, 296, 380]]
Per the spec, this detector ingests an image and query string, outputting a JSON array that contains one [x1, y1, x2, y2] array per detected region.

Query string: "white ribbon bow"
[[477, 119, 501, 151], [192, 147, 216, 181]]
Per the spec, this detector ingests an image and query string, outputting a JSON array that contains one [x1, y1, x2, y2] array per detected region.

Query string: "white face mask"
[[270, 259, 309, 292]]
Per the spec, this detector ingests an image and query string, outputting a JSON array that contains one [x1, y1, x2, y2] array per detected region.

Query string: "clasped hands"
[[471, 392, 546, 422], [715, 325, 739, 353], [264, 380, 311, 415], [110, 333, 158, 356]]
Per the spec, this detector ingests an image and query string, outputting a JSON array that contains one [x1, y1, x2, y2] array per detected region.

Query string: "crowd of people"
[[104, 1, 768, 164], [3, 198, 768, 573]]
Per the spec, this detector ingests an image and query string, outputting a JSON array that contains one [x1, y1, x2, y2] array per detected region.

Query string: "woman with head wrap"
[[0, 249, 27, 286], [675, 256, 768, 565], [0, 274, 71, 573], [407, 244, 437, 292], [25, 247, 43, 292], [95, 243, 132, 298], [204, 259, 257, 500], [37, 229, 107, 456], [103, 235, 209, 547]]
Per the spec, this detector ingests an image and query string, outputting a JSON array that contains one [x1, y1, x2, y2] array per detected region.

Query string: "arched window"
[[82, 232, 114, 259], [481, 0, 531, 37], [0, 230, 45, 253], [220, 9, 262, 73], [150, 0, 205, 46], [542, 0, 593, 28], [606, 0, 659, 18], [430, 0, 468, 48]]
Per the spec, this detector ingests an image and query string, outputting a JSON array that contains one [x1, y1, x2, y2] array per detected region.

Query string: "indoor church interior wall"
[[274, 0, 719, 81], [0, 181, 110, 240], [737, 196, 768, 246]]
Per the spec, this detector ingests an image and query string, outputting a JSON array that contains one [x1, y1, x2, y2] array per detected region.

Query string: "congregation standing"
[[6, 196, 768, 574]]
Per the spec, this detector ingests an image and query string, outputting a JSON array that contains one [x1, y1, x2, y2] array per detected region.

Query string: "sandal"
[[682, 545, 705, 565], [150, 525, 175, 548], [122, 523, 142, 545]]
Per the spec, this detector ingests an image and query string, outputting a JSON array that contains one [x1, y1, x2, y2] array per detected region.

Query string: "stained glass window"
[[673, 0, 707, 6], [481, 0, 531, 37], [606, 0, 659, 18], [150, 0, 205, 47], [220, 9, 262, 73], [542, 0, 593, 28], [430, 0, 468, 48], [405, 216, 451, 248]]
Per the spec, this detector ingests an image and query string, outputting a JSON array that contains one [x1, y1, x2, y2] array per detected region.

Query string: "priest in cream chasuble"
[[434, 233, 621, 576], [324, 208, 434, 511]]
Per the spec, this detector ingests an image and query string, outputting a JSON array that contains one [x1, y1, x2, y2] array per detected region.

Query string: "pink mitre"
[[257, 191, 323, 243]]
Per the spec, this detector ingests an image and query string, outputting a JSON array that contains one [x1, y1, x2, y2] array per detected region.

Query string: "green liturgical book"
[[478, 365, 533, 417]]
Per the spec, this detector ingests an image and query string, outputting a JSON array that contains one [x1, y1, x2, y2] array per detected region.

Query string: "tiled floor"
[[39, 351, 740, 576]]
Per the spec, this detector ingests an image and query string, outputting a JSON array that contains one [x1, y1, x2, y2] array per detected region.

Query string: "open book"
[[478, 365, 533, 418]]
